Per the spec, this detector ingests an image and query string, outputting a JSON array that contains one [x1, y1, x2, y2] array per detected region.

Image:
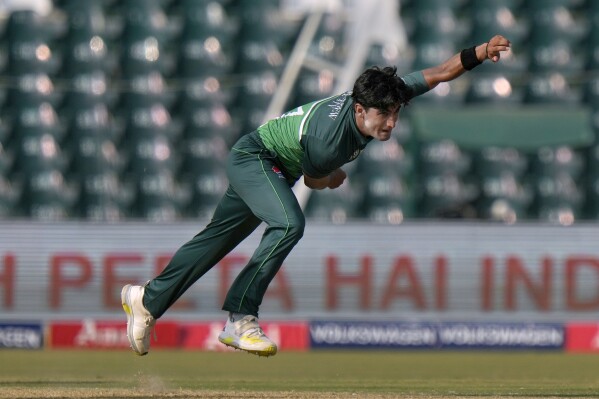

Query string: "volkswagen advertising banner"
[[0, 322, 43, 349], [309, 321, 564, 350]]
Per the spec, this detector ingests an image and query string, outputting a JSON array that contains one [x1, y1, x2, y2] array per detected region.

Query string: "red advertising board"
[[49, 320, 179, 349], [178, 321, 309, 351], [565, 323, 599, 352], [48, 320, 309, 351]]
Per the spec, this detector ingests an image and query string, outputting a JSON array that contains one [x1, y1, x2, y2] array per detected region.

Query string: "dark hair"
[[351, 66, 412, 111]]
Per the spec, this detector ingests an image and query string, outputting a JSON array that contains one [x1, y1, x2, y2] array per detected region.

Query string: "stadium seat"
[[293, 70, 336, 107], [181, 133, 229, 174], [177, 34, 237, 77], [61, 0, 108, 37], [528, 145, 586, 221], [561, 144, 597, 219], [78, 171, 134, 220], [123, 103, 181, 142], [61, 33, 116, 76], [355, 137, 415, 178], [0, 112, 12, 144], [119, 71, 176, 110], [360, 171, 417, 222], [523, 72, 582, 104], [410, 39, 458, 72], [8, 73, 61, 108], [366, 43, 412, 75], [119, 0, 177, 44], [61, 71, 114, 112], [134, 170, 191, 221], [392, 112, 416, 145], [0, 175, 21, 218], [176, 76, 236, 116], [127, 134, 180, 175], [587, 143, 599, 178], [237, 39, 287, 74], [180, 103, 239, 144], [465, 73, 524, 104], [0, 141, 14, 177], [188, 166, 228, 219], [80, 200, 129, 221], [68, 135, 125, 177], [533, 173, 585, 222], [420, 172, 479, 219], [236, 0, 300, 46], [305, 182, 360, 222], [22, 169, 78, 220], [474, 146, 532, 221], [476, 173, 534, 222], [526, 3, 588, 45], [418, 141, 474, 220], [120, 36, 176, 77], [414, 78, 467, 105], [66, 103, 122, 144], [305, 13, 347, 63], [6, 10, 55, 41], [585, 175, 599, 219], [6, 11, 63, 76], [11, 127, 68, 178], [528, 41, 585, 74], [532, 146, 585, 178], [175, 0, 239, 76], [235, 71, 279, 132], [419, 140, 472, 176], [176, 0, 240, 39], [10, 102, 64, 140], [475, 146, 529, 178], [407, 6, 466, 47]]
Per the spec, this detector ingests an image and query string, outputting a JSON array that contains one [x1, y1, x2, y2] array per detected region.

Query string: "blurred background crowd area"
[[0, 0, 598, 224]]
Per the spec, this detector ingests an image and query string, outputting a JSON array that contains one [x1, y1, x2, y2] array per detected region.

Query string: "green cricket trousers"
[[142, 131, 305, 318]]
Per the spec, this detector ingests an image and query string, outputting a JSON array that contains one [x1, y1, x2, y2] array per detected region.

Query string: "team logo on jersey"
[[272, 166, 286, 179], [349, 149, 361, 161]]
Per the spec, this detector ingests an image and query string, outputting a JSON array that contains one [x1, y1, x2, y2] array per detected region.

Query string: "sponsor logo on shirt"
[[328, 92, 351, 120], [349, 149, 361, 161], [272, 166, 286, 179]]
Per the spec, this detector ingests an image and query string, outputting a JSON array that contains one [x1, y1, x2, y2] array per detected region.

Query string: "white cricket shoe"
[[121, 284, 155, 356], [218, 315, 277, 357]]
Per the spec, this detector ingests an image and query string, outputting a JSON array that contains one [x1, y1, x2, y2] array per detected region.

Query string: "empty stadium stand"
[[0, 0, 597, 224]]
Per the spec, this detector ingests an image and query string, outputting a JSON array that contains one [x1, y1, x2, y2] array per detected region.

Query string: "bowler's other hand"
[[328, 168, 347, 189], [486, 35, 511, 63]]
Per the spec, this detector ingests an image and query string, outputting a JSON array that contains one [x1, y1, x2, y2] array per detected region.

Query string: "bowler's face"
[[355, 104, 399, 141]]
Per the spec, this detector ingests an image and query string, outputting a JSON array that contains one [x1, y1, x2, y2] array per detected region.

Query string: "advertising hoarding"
[[1, 222, 599, 322]]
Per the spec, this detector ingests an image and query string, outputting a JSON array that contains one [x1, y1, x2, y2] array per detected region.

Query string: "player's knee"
[[287, 216, 305, 242]]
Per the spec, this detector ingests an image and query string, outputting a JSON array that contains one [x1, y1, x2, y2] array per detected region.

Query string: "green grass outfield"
[[1, 350, 598, 398]]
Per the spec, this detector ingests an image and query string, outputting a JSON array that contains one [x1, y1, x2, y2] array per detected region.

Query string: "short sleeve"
[[401, 71, 431, 99]]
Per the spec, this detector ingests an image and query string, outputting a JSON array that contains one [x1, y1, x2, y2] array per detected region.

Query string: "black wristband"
[[460, 46, 482, 70]]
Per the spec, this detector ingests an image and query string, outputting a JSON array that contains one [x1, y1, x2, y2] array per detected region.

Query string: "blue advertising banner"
[[437, 322, 564, 349], [0, 322, 44, 349], [309, 321, 564, 350], [310, 321, 439, 349]]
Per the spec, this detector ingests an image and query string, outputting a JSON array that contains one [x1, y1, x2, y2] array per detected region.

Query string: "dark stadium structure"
[[0, 0, 596, 224]]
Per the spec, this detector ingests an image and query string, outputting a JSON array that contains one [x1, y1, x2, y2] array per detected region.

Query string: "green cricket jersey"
[[257, 71, 430, 183]]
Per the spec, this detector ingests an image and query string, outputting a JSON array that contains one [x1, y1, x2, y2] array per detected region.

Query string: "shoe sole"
[[218, 335, 277, 357], [121, 284, 147, 356]]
